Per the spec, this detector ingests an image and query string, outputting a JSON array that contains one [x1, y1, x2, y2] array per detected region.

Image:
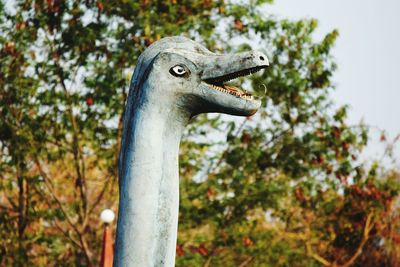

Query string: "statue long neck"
[[114, 92, 189, 267]]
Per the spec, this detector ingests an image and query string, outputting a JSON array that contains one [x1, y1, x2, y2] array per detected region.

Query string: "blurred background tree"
[[0, 0, 398, 266]]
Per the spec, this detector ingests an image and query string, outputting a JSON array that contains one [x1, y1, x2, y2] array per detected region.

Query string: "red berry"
[[86, 97, 94, 106]]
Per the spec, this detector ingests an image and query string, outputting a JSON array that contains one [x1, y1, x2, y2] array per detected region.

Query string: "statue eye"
[[170, 65, 189, 77]]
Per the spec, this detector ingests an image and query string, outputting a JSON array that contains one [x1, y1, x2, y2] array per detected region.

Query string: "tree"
[[0, 0, 398, 266]]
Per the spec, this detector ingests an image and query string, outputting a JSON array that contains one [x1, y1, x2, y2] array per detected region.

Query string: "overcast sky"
[[266, 0, 400, 167]]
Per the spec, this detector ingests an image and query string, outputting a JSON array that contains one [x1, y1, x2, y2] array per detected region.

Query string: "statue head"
[[128, 36, 269, 117]]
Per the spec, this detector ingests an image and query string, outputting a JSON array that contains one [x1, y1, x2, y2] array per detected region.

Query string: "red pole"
[[99, 224, 114, 267], [99, 209, 115, 267]]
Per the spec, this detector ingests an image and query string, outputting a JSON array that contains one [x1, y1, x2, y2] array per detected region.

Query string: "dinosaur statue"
[[114, 36, 269, 267]]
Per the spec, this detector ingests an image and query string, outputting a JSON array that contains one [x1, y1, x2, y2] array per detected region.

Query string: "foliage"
[[0, 0, 399, 266]]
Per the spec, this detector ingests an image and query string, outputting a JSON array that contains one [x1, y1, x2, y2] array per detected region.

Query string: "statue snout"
[[246, 51, 269, 67]]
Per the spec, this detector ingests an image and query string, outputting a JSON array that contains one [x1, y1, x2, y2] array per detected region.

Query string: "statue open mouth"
[[202, 66, 266, 100]]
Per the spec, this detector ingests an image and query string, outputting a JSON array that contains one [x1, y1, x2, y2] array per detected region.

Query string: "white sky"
[[267, 0, 400, 167]]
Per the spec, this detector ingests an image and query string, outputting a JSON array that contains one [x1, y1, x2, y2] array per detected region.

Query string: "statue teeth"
[[205, 82, 254, 100]]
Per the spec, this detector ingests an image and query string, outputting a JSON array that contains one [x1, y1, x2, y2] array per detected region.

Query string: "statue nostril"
[[259, 56, 264, 61]]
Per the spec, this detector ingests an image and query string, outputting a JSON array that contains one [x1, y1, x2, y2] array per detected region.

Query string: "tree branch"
[[238, 256, 254, 267], [33, 158, 93, 265], [201, 118, 249, 181], [305, 242, 332, 267], [46, 34, 89, 225], [340, 213, 374, 267], [31, 183, 81, 248], [303, 212, 374, 267]]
